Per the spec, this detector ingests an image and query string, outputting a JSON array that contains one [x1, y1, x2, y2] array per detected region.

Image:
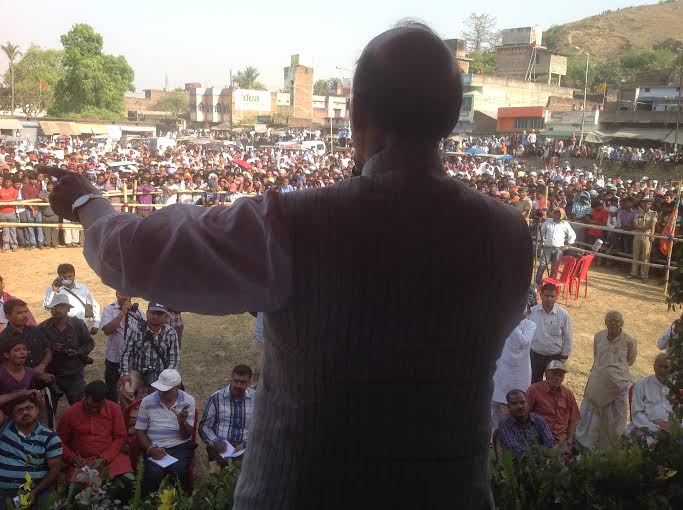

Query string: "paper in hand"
[[148, 454, 179, 468], [219, 442, 245, 458]]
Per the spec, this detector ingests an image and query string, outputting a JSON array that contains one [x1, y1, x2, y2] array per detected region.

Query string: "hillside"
[[544, 1, 683, 62]]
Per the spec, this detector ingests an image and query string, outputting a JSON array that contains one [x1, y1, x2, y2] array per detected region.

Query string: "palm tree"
[[1, 42, 22, 112], [233, 66, 266, 90]]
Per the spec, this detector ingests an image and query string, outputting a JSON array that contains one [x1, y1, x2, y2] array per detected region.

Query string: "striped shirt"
[[120, 323, 179, 375], [135, 390, 196, 449], [199, 386, 256, 447], [0, 420, 62, 489]]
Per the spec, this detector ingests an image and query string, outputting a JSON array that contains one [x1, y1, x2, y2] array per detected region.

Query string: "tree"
[[468, 50, 496, 75], [461, 13, 500, 52], [1, 42, 22, 112], [151, 90, 188, 116], [313, 79, 328, 95], [3, 45, 64, 116], [313, 77, 343, 96], [49, 23, 134, 118], [232, 66, 266, 90]]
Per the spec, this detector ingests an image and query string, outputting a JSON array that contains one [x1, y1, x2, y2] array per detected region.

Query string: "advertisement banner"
[[234, 89, 271, 112]]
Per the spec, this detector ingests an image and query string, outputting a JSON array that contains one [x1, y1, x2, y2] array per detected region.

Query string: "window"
[[643, 88, 650, 92], [514, 117, 544, 129]]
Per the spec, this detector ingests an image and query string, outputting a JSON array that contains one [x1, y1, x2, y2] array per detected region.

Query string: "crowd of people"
[[0, 131, 681, 504], [0, 265, 258, 505]]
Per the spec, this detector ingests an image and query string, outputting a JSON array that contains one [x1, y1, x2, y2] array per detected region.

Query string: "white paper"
[[219, 442, 245, 459], [148, 454, 178, 468]]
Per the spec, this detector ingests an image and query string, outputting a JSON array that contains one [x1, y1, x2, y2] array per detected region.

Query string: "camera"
[[130, 303, 139, 313]]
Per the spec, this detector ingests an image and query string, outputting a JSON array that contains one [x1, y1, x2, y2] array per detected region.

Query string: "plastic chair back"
[[554, 256, 577, 283]]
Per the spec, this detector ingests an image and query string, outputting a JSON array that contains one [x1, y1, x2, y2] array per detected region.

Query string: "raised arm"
[[46, 167, 292, 316]]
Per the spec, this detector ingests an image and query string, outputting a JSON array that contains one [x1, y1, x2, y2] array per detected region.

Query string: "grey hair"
[[605, 310, 624, 322]]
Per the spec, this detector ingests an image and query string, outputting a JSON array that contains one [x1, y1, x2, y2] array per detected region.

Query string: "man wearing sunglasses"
[[118, 303, 180, 408]]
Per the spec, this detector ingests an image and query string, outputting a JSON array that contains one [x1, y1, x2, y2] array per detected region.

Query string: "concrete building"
[[283, 54, 314, 121], [494, 27, 567, 85], [617, 68, 682, 111], [542, 110, 600, 139], [456, 74, 577, 133], [443, 39, 471, 74], [496, 106, 545, 132]]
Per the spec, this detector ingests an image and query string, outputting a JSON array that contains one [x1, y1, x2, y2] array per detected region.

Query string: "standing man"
[[199, 364, 255, 466], [165, 308, 184, 347], [20, 173, 45, 249], [0, 176, 19, 252], [101, 292, 145, 401], [515, 187, 533, 225], [118, 303, 180, 408], [526, 360, 581, 446], [629, 197, 657, 281], [40, 294, 95, 406], [43, 263, 101, 335], [48, 22, 533, 509], [535, 208, 576, 285], [528, 283, 573, 384], [575, 310, 637, 449]]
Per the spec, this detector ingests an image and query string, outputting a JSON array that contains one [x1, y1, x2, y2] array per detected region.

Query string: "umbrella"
[[465, 147, 486, 155], [233, 159, 253, 169], [496, 155, 513, 161]]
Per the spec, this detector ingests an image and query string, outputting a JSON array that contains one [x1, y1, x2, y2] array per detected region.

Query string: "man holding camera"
[[101, 292, 145, 402], [43, 263, 101, 335], [40, 294, 95, 406]]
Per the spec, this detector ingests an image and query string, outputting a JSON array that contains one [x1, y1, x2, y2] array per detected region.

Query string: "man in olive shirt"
[[629, 197, 657, 281]]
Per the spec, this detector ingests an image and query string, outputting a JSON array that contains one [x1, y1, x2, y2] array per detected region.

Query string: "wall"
[[500, 26, 542, 46], [125, 89, 189, 114]]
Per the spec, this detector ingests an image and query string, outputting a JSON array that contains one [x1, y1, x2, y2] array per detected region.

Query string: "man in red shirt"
[[526, 360, 581, 446], [585, 199, 609, 249], [57, 380, 132, 482], [0, 177, 19, 252]]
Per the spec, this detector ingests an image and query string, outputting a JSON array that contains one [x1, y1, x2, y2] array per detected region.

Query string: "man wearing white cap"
[[526, 360, 581, 446], [135, 369, 196, 494], [39, 294, 94, 406]]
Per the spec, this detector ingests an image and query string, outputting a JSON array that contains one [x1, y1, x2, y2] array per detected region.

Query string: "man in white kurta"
[[628, 354, 674, 434], [491, 318, 537, 432], [575, 311, 637, 449]]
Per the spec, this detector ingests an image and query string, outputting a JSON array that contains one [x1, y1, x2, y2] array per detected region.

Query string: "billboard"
[[234, 89, 271, 112]]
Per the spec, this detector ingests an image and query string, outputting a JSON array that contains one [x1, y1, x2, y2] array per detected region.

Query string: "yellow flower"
[[158, 487, 176, 510], [19, 492, 31, 509], [19, 472, 32, 491]]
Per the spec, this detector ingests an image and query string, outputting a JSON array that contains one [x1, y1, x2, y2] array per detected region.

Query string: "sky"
[[1, 0, 657, 92]]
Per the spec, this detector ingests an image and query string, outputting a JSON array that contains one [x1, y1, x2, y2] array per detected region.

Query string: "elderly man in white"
[[628, 353, 675, 434]]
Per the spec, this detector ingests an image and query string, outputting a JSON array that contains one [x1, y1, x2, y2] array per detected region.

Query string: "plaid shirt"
[[120, 323, 179, 375], [165, 310, 183, 328], [199, 385, 256, 447], [497, 412, 554, 455]]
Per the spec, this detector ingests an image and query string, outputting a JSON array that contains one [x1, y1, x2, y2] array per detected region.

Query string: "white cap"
[[546, 360, 567, 372], [47, 294, 73, 309], [151, 369, 182, 392]]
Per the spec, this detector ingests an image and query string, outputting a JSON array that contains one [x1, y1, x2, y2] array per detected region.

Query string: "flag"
[[660, 193, 680, 257], [39, 79, 48, 90], [596, 82, 607, 94]]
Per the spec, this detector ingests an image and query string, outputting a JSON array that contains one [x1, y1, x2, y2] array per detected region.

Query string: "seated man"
[[526, 360, 581, 446], [199, 364, 255, 466], [57, 380, 133, 481], [0, 396, 62, 510], [135, 369, 196, 494], [497, 389, 554, 455], [629, 354, 677, 434]]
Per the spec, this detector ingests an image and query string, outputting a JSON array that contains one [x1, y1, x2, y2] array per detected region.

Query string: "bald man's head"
[[352, 22, 462, 144], [653, 353, 670, 382]]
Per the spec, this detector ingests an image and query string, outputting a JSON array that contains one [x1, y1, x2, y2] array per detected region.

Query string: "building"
[[283, 54, 314, 121], [443, 39, 471, 74], [617, 68, 683, 112], [496, 106, 545, 132], [456, 74, 577, 133], [124, 89, 189, 115], [494, 27, 567, 85], [542, 110, 600, 139]]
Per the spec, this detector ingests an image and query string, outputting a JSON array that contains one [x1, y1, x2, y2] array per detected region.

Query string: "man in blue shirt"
[[0, 396, 62, 509], [497, 389, 554, 455]]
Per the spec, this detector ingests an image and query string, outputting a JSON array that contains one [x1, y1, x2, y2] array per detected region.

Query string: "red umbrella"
[[233, 159, 253, 169]]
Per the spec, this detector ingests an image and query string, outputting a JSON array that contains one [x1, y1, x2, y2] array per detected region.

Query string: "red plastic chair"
[[124, 399, 199, 492], [571, 254, 595, 300], [542, 256, 577, 306]]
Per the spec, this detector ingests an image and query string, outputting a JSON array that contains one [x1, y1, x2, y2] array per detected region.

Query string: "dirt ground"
[[0, 246, 675, 476]]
